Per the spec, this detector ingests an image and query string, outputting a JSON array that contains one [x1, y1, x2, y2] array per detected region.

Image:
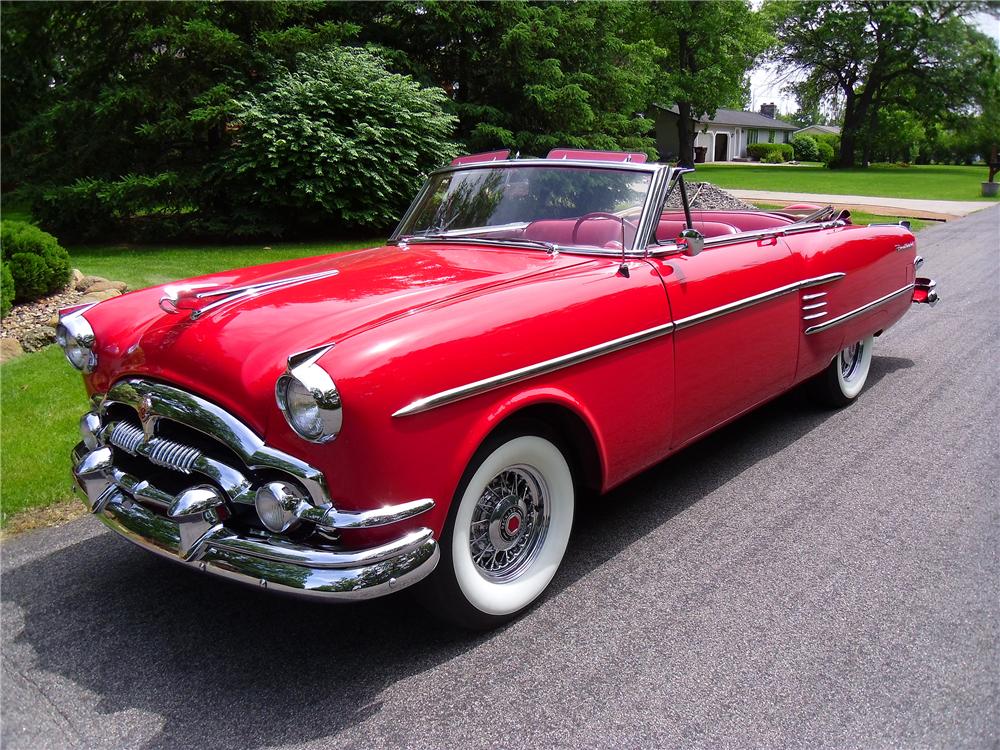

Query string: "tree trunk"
[[676, 101, 695, 167]]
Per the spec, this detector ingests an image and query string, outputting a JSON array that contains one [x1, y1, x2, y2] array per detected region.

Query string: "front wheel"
[[421, 430, 575, 629], [808, 334, 875, 408]]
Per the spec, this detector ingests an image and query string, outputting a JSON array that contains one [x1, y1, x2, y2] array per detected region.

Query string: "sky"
[[747, 11, 1000, 118]]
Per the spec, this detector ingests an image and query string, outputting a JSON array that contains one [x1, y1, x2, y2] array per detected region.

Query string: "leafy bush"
[[762, 151, 784, 163], [815, 140, 835, 166], [790, 134, 819, 162], [747, 143, 793, 162], [0, 221, 72, 301], [221, 46, 458, 233], [32, 179, 118, 243], [1, 263, 13, 318], [8, 253, 49, 301]]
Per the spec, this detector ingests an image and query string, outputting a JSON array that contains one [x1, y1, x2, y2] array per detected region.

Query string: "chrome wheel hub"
[[470, 465, 549, 582], [840, 341, 863, 381]]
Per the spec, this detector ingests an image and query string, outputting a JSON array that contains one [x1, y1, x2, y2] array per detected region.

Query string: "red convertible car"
[[64, 150, 938, 627]]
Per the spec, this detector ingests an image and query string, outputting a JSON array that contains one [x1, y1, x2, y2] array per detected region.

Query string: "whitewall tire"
[[422, 429, 575, 628], [809, 334, 875, 407]]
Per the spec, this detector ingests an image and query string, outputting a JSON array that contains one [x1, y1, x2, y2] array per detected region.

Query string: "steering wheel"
[[571, 212, 639, 245]]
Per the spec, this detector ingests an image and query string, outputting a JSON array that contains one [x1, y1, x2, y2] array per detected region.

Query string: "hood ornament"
[[159, 269, 340, 320]]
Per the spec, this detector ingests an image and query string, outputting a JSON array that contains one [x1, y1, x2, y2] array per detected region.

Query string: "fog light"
[[254, 482, 305, 534]]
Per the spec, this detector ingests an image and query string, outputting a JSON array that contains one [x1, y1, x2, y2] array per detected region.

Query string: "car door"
[[646, 234, 800, 449]]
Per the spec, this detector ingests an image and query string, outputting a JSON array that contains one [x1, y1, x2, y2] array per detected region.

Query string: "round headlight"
[[56, 306, 98, 372], [275, 346, 342, 443], [254, 481, 304, 534], [282, 378, 324, 439]]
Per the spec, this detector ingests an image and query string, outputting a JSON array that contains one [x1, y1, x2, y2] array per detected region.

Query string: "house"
[[653, 103, 799, 162], [794, 124, 842, 139]]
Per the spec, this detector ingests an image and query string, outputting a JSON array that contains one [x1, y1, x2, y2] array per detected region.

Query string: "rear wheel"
[[808, 334, 875, 408], [422, 428, 575, 629]]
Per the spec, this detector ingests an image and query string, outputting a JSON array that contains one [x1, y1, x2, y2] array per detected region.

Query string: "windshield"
[[397, 165, 652, 250]]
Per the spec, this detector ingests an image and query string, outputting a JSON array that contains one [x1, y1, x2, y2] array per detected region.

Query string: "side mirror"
[[677, 228, 704, 257]]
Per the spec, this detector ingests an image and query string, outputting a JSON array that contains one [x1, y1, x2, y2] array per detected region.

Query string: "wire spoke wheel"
[[468, 465, 550, 582]]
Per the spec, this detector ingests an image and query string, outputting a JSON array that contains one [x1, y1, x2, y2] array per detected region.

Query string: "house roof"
[[654, 104, 798, 130], [795, 124, 842, 135]]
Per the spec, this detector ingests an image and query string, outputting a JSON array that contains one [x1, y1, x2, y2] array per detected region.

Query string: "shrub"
[[747, 143, 793, 162], [1, 263, 13, 318], [0, 220, 71, 301], [762, 151, 784, 164], [32, 178, 120, 243], [815, 140, 835, 166], [8, 253, 49, 301], [790, 134, 819, 162], [220, 46, 459, 233]]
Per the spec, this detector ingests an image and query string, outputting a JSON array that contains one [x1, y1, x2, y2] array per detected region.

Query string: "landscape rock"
[[77, 275, 109, 292], [48, 313, 59, 327], [663, 181, 757, 212], [70, 268, 85, 289], [0, 337, 25, 364], [85, 280, 128, 293], [20, 325, 56, 353], [80, 289, 122, 303]]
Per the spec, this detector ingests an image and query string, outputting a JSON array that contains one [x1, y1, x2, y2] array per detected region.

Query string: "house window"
[[748, 129, 758, 145], [783, 131, 790, 143], [768, 130, 775, 143]]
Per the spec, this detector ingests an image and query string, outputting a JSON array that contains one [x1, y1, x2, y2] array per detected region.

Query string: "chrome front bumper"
[[73, 441, 438, 600], [72, 379, 441, 601]]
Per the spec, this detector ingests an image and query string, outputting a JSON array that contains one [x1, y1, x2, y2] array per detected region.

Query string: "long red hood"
[[84, 243, 589, 431]]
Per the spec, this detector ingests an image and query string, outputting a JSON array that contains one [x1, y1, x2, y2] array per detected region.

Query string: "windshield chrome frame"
[[389, 159, 676, 256]]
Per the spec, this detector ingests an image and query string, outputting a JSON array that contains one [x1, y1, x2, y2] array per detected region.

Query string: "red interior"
[[511, 210, 796, 247]]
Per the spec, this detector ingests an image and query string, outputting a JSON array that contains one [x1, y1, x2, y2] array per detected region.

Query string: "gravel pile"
[[1, 271, 129, 354], [663, 181, 757, 211], [1, 286, 85, 352]]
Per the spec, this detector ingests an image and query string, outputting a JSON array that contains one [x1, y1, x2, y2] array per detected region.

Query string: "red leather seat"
[[523, 218, 628, 247]]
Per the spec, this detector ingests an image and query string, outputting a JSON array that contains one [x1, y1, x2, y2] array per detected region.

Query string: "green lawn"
[[71, 237, 382, 291], [697, 163, 998, 202], [1, 346, 90, 523]]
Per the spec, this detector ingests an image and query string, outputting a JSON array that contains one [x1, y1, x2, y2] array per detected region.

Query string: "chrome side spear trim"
[[394, 272, 846, 417], [805, 284, 915, 335]]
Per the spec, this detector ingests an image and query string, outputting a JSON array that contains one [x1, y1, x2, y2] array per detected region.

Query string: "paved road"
[[727, 188, 995, 220], [3, 207, 998, 750]]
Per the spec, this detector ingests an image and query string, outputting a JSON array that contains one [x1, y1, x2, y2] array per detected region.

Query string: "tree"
[[765, 1, 1000, 168], [643, 1, 772, 166], [1, 2, 457, 239], [333, 1, 665, 156]]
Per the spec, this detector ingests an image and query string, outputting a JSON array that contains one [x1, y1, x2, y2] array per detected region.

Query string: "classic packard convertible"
[[64, 150, 938, 627]]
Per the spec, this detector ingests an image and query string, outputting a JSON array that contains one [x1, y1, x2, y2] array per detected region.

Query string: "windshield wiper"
[[395, 234, 558, 254]]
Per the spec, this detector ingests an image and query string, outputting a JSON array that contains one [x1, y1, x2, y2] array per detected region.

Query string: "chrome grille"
[[110, 420, 203, 474], [110, 421, 144, 454]]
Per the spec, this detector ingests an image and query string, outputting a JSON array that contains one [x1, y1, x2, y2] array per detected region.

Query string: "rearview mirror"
[[677, 228, 704, 257]]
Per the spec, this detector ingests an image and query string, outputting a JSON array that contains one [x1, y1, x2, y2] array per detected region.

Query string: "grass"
[[696, 163, 998, 202], [1, 346, 91, 524], [753, 203, 932, 232], [70, 237, 382, 291]]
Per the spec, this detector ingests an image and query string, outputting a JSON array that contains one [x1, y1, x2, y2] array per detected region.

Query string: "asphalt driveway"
[[3, 207, 998, 749]]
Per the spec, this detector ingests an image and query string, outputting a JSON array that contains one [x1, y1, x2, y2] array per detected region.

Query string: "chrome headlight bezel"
[[56, 303, 98, 373], [275, 344, 342, 443]]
